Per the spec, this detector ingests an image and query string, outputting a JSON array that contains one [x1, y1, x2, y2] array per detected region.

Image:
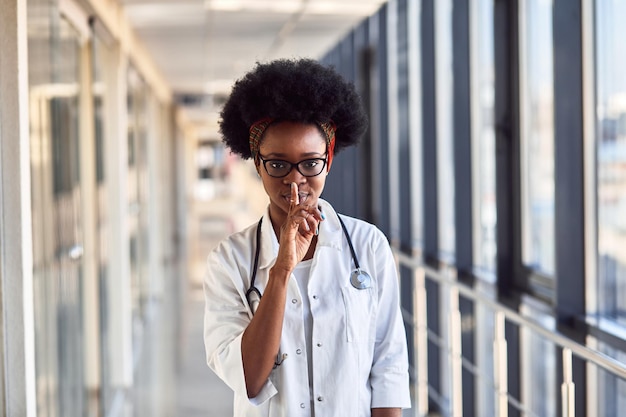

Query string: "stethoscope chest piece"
[[350, 268, 371, 290]]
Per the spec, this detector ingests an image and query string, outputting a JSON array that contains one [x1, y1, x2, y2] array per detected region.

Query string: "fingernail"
[[321, 212, 326, 220], [315, 227, 319, 236]]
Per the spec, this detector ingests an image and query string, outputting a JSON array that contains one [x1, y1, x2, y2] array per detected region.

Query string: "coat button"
[[296, 348, 302, 354], [312, 295, 318, 299], [317, 396, 324, 402], [317, 342, 322, 347], [292, 298, 298, 304], [300, 403, 306, 408]]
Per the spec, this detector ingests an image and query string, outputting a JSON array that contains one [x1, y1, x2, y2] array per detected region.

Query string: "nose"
[[282, 164, 306, 185]]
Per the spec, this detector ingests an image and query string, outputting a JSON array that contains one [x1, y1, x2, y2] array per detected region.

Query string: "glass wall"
[[322, 1, 626, 416], [0, 0, 185, 413], [23, 1, 178, 414], [92, 33, 114, 415], [468, 5, 497, 412], [474, 300, 494, 416], [435, 0, 456, 262], [407, 0, 423, 253], [595, 0, 626, 409], [127, 65, 151, 356], [596, 342, 626, 416], [520, 305, 556, 417], [595, 0, 626, 325], [28, 1, 85, 415], [519, 0, 555, 277], [470, 0, 496, 277]]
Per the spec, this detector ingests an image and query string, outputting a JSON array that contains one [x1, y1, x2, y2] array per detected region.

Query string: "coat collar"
[[257, 198, 343, 270]]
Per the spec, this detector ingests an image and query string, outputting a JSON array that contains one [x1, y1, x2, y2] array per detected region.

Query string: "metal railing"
[[394, 251, 626, 417]]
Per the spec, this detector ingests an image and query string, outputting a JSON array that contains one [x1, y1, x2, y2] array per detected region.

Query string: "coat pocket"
[[340, 286, 376, 343]]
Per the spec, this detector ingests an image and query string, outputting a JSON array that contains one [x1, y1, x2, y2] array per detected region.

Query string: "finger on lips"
[[291, 182, 299, 206], [288, 182, 325, 233]]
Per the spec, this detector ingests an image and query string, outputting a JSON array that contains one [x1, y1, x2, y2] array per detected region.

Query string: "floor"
[[175, 292, 234, 417], [175, 162, 264, 416]]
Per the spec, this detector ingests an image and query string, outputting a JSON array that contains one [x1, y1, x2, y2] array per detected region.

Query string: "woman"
[[203, 58, 410, 417]]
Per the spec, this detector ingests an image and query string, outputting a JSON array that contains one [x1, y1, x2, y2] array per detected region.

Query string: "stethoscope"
[[245, 214, 371, 316]]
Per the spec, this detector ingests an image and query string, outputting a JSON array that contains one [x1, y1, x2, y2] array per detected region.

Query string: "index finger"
[[291, 182, 299, 206]]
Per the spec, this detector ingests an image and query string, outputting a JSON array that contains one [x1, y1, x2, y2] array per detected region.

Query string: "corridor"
[[176, 293, 233, 417], [176, 162, 265, 416], [3, 0, 626, 416]]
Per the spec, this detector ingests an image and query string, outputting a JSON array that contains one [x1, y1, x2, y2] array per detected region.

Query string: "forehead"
[[260, 121, 326, 153]]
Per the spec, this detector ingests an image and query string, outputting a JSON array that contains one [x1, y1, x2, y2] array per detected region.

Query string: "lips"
[[282, 192, 311, 204]]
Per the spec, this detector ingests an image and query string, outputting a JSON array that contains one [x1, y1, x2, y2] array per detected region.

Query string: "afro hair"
[[219, 58, 368, 159]]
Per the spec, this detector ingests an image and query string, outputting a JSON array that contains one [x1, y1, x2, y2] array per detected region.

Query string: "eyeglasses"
[[258, 154, 327, 178]]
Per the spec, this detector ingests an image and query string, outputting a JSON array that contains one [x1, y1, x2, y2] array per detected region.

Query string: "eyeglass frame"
[[257, 153, 328, 178]]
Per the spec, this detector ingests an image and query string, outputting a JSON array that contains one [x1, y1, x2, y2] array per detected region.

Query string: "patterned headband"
[[249, 118, 337, 169]]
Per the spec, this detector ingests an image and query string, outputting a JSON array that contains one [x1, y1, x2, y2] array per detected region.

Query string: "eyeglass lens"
[[263, 158, 326, 178]]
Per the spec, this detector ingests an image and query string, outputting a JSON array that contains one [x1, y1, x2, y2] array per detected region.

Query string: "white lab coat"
[[203, 199, 411, 416]]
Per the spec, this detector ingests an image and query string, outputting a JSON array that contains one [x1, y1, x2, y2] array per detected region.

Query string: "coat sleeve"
[[203, 245, 278, 405], [369, 229, 412, 409]]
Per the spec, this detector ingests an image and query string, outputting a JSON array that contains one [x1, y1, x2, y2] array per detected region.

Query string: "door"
[[28, 2, 85, 416]]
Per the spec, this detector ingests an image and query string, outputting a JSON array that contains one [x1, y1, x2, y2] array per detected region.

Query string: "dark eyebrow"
[[263, 152, 325, 159]]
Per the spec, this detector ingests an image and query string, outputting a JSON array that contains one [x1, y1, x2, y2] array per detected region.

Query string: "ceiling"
[[119, 0, 387, 134]]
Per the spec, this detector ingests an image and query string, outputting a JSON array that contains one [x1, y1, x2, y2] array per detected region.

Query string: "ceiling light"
[[205, 0, 302, 14], [125, 3, 206, 26], [307, 1, 386, 16], [205, 0, 386, 15]]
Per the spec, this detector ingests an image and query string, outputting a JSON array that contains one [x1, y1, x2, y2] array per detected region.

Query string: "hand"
[[273, 182, 324, 274]]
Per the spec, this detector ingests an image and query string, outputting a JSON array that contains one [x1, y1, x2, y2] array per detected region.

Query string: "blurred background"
[[2, 0, 626, 417]]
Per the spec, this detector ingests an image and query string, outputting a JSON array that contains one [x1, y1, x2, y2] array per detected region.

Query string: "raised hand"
[[273, 182, 324, 274]]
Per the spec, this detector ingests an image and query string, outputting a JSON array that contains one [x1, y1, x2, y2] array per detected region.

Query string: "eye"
[[269, 161, 288, 169], [301, 159, 320, 169]]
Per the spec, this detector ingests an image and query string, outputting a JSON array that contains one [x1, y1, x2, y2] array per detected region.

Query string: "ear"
[[254, 156, 262, 176]]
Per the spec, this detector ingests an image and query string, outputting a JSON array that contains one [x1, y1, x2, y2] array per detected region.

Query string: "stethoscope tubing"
[[245, 212, 367, 314], [246, 217, 263, 304]]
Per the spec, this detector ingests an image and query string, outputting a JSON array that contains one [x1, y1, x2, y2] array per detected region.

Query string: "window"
[[435, 0, 456, 261], [595, 0, 626, 325], [520, 302, 556, 417], [92, 33, 115, 414], [126, 65, 151, 359], [595, 342, 626, 415], [475, 299, 495, 416], [28, 5, 86, 415], [470, 0, 496, 277], [519, 0, 555, 277]]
